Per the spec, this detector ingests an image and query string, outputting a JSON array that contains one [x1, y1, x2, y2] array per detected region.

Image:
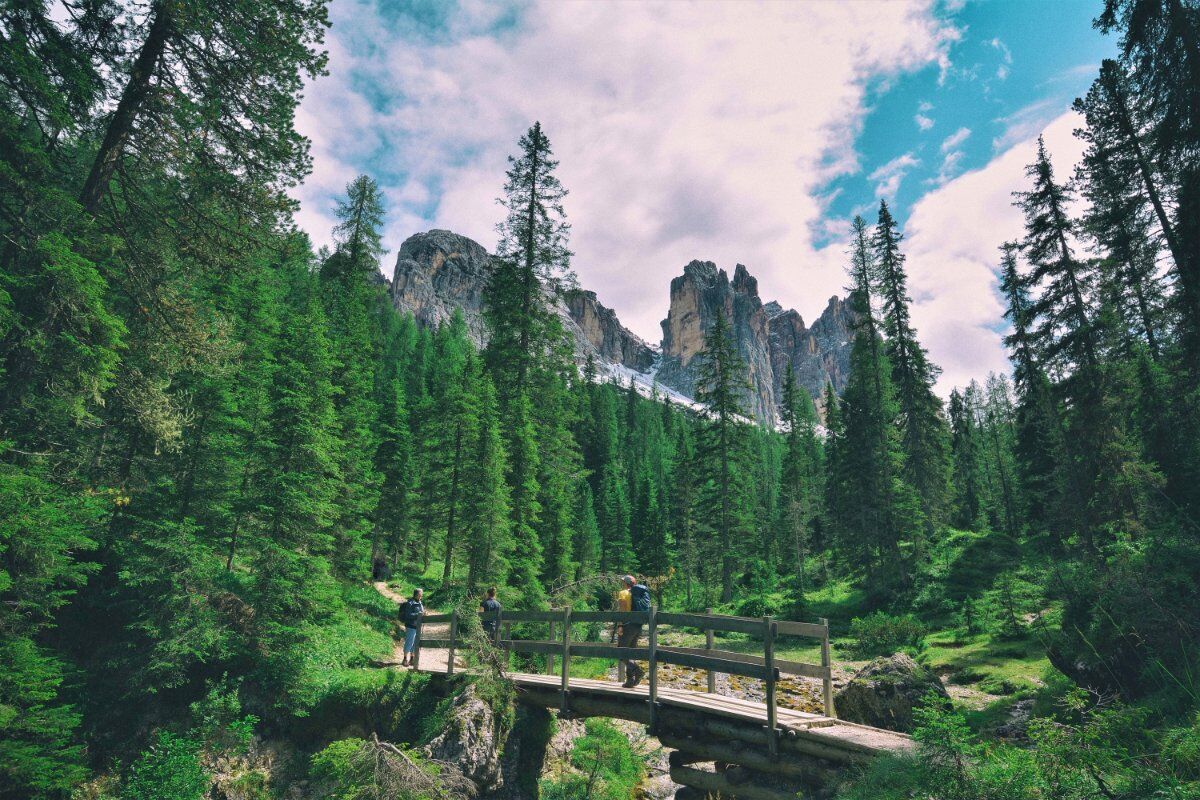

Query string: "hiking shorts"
[[404, 626, 419, 654]]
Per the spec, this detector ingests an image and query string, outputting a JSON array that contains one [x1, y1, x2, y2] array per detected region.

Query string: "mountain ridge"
[[389, 229, 854, 423]]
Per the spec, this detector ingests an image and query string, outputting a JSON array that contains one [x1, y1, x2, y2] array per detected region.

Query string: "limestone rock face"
[[391, 229, 492, 346], [833, 653, 949, 733], [423, 683, 509, 795], [656, 261, 777, 424], [766, 295, 854, 417], [655, 262, 854, 425], [564, 289, 656, 372], [391, 229, 854, 423], [391, 230, 654, 377]]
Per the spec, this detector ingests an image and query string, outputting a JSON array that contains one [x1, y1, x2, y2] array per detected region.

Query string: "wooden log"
[[560, 608, 571, 714], [656, 612, 765, 636], [648, 606, 659, 732], [763, 616, 777, 757], [669, 765, 798, 800], [657, 734, 839, 784], [655, 708, 868, 766], [519, 688, 652, 724]]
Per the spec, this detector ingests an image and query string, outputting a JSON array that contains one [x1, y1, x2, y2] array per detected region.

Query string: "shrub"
[[121, 731, 208, 800], [541, 719, 646, 800], [848, 611, 927, 657]]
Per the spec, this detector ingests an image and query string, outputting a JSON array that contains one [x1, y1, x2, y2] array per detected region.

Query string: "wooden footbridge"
[[409, 606, 913, 800]]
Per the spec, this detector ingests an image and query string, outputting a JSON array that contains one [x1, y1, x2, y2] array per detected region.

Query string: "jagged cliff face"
[[390, 229, 853, 426], [391, 229, 492, 345], [564, 290, 656, 372], [656, 261, 778, 424], [654, 261, 853, 424], [391, 230, 655, 375], [765, 297, 854, 416]]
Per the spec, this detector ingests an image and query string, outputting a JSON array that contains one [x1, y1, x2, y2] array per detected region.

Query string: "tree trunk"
[[79, 1, 172, 214]]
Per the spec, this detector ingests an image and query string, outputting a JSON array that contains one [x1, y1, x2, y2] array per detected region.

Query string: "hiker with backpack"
[[618, 574, 652, 688], [480, 587, 501, 639], [398, 588, 424, 667]]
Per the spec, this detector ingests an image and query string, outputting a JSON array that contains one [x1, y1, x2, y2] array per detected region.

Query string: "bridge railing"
[[413, 606, 834, 755]]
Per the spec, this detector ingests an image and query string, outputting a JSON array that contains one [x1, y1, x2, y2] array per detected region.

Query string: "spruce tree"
[[464, 374, 511, 592], [694, 312, 754, 602], [948, 388, 987, 531], [826, 217, 921, 592], [779, 364, 823, 596], [873, 200, 952, 538]]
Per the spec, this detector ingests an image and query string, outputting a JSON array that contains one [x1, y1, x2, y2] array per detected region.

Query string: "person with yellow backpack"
[[615, 575, 651, 687]]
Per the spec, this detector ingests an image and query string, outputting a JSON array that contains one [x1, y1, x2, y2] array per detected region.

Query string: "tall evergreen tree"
[[827, 217, 921, 592], [779, 365, 823, 597], [873, 200, 952, 539], [694, 313, 753, 602]]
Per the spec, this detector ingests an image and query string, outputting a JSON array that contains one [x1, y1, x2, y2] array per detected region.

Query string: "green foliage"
[[541, 719, 646, 800], [120, 732, 207, 800], [848, 611, 928, 658], [839, 694, 1200, 800]]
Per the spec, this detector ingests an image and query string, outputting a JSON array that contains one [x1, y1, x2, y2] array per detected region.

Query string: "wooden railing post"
[[820, 617, 834, 718], [705, 607, 716, 693], [447, 609, 458, 676], [647, 607, 659, 732], [546, 618, 556, 675], [412, 614, 422, 671], [764, 616, 777, 757], [560, 607, 572, 714]]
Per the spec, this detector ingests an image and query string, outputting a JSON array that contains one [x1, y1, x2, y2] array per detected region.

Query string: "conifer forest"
[[2, 1, 1200, 798]]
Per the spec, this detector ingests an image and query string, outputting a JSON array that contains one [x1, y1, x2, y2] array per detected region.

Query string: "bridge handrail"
[[408, 604, 836, 747]]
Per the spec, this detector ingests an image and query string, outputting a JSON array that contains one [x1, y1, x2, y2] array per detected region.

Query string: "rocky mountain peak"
[[389, 228, 854, 425]]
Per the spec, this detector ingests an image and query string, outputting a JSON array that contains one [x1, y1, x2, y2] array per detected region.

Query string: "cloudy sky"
[[294, 0, 1115, 394]]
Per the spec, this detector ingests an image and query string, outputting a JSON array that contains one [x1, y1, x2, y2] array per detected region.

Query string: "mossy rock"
[[833, 653, 949, 732]]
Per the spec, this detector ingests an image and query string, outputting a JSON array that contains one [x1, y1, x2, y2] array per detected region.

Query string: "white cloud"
[[940, 126, 971, 153], [915, 113, 935, 130], [869, 152, 921, 198], [294, 0, 960, 340], [991, 97, 1061, 150], [902, 111, 1085, 395]]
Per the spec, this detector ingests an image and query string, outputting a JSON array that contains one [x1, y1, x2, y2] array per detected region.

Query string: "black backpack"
[[400, 599, 423, 627], [630, 583, 651, 613]]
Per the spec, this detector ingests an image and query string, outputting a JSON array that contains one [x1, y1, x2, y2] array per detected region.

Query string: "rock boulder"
[[833, 653, 948, 733], [423, 683, 509, 795]]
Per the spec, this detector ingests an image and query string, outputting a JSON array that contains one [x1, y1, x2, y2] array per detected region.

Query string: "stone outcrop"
[[833, 653, 949, 733], [656, 261, 777, 424], [423, 683, 509, 795], [564, 289, 656, 372], [389, 229, 854, 424], [766, 296, 854, 417], [655, 262, 854, 424], [391, 230, 653, 377], [391, 229, 493, 346]]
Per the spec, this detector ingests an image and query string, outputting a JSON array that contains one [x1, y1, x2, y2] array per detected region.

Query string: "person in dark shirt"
[[398, 588, 424, 667], [480, 587, 501, 639]]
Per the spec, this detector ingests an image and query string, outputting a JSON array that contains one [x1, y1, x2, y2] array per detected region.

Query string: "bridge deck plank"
[[411, 657, 912, 756]]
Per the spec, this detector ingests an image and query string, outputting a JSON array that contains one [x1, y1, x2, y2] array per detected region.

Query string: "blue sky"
[[294, 0, 1118, 394], [818, 0, 1115, 243]]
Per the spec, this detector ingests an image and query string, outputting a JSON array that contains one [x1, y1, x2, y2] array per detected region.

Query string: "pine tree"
[[998, 242, 1070, 540], [779, 364, 823, 596], [485, 121, 574, 397], [694, 312, 754, 602], [1015, 138, 1100, 379], [827, 217, 921, 592], [873, 200, 952, 538], [1097, 0, 1200, 347], [948, 389, 987, 531], [464, 374, 511, 592]]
